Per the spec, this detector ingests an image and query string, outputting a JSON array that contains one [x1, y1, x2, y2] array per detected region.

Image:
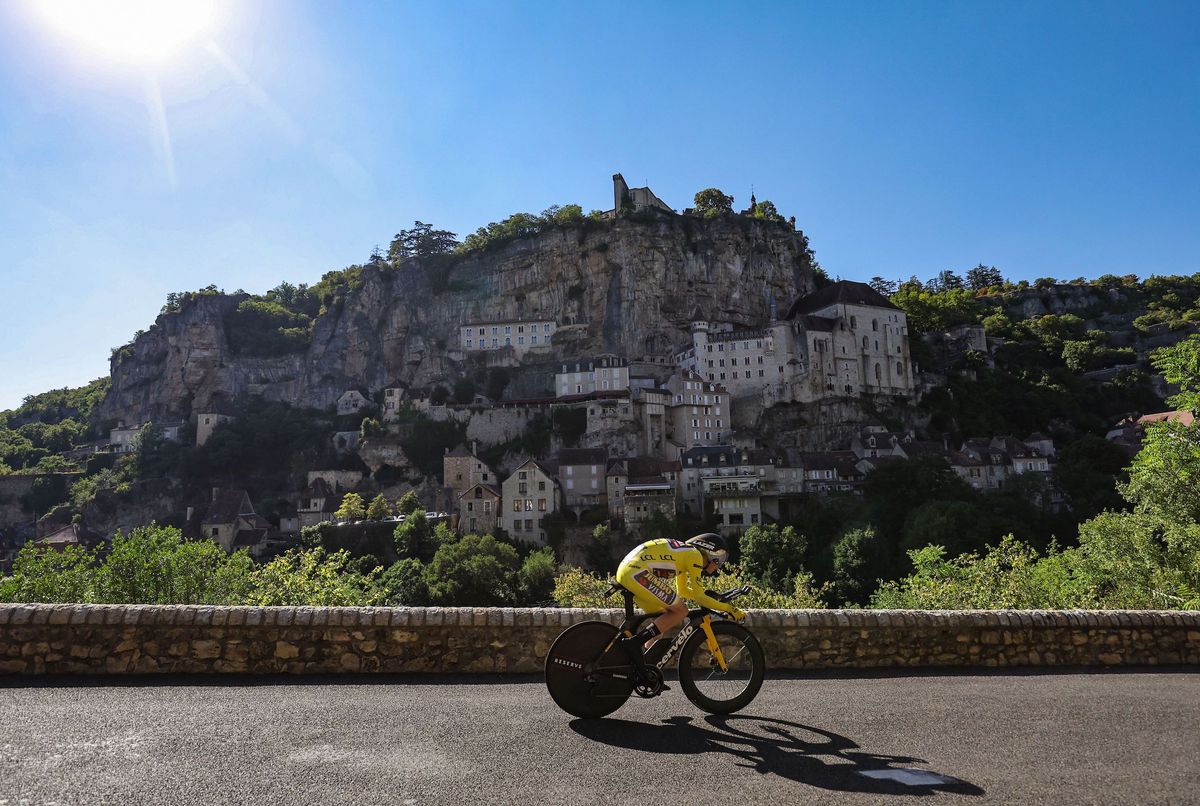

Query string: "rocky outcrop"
[[96, 215, 815, 425]]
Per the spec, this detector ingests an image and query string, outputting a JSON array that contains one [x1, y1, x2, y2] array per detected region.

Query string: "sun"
[[34, 0, 214, 67]]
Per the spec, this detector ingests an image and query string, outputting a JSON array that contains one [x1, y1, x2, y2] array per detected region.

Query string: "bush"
[[424, 533, 521, 606]]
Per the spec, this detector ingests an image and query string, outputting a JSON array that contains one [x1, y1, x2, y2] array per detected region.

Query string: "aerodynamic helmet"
[[685, 533, 729, 566]]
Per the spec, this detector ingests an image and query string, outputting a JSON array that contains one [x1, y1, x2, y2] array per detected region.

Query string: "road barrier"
[[1, 605, 1198, 674]]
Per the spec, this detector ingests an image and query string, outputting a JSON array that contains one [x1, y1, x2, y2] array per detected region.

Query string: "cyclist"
[[616, 533, 746, 655]]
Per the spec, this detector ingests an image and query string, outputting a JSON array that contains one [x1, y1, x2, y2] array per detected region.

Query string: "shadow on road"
[[572, 713, 984, 797]]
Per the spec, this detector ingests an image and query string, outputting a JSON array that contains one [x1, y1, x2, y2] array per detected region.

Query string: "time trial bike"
[[545, 583, 765, 719]]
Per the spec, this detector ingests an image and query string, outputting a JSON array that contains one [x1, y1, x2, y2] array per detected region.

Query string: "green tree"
[[249, 547, 373, 606], [1122, 336, 1200, 523], [868, 277, 897, 296], [393, 510, 432, 557], [395, 490, 423, 516], [359, 417, 382, 440], [366, 494, 392, 521], [423, 533, 521, 606], [335, 492, 367, 522], [96, 525, 255, 604], [1053, 436, 1129, 519], [388, 221, 459, 262], [518, 547, 558, 604], [738, 524, 808, 592], [0, 543, 97, 603], [830, 526, 880, 605], [692, 188, 734, 218], [966, 264, 1004, 290], [371, 557, 429, 605]]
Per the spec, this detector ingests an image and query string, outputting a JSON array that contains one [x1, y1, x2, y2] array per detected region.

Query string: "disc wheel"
[[545, 621, 634, 719], [678, 621, 765, 715]]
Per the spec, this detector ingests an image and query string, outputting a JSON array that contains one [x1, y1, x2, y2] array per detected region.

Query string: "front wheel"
[[678, 620, 765, 715], [545, 621, 633, 719]]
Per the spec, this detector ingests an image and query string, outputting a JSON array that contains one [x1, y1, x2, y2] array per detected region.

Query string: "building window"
[[538, 498, 546, 511], [525, 499, 534, 511], [466, 338, 473, 348], [513, 500, 521, 512]]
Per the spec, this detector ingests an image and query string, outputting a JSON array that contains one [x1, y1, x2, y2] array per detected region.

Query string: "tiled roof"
[[558, 447, 609, 466], [202, 490, 254, 525], [785, 281, 898, 319]]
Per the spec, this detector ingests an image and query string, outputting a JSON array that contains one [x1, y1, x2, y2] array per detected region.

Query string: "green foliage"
[[388, 221, 459, 262], [692, 188, 734, 218], [396, 413, 464, 478], [830, 526, 880, 605], [551, 566, 828, 609], [518, 547, 558, 604], [248, 547, 374, 607], [1053, 436, 1129, 519], [370, 557, 429, 605], [457, 204, 588, 254], [891, 287, 981, 333], [335, 492, 366, 522], [224, 299, 312, 356], [424, 533, 521, 606], [453, 377, 478, 404], [393, 511, 433, 557], [1071, 512, 1200, 609], [366, 493, 391, 521], [0, 543, 98, 603], [870, 537, 1087, 609], [359, 417, 382, 440], [738, 524, 808, 592], [966, 264, 1005, 290], [395, 490, 422, 516], [94, 525, 255, 604]]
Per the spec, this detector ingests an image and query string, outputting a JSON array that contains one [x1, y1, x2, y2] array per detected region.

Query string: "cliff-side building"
[[556, 354, 630, 397], [459, 319, 556, 360], [500, 460, 560, 545]]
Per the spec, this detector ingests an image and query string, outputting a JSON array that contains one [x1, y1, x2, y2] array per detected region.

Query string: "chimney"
[[212, 487, 221, 502], [472, 440, 478, 456], [186, 506, 194, 522]]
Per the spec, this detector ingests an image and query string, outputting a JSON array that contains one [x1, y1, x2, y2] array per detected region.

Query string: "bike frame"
[[603, 588, 730, 674]]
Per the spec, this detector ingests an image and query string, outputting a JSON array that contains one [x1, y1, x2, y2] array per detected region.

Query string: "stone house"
[[297, 477, 342, 530], [500, 460, 560, 545], [201, 488, 272, 553], [443, 444, 498, 504], [664, 371, 731, 450], [381, 387, 405, 422], [798, 451, 864, 495], [606, 456, 681, 529], [196, 410, 236, 447], [336, 389, 373, 417], [556, 354, 630, 397], [109, 421, 184, 453], [458, 484, 501, 536], [556, 447, 609, 512], [631, 387, 670, 457]]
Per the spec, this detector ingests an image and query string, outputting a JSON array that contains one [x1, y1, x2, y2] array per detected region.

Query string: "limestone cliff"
[[97, 214, 815, 424]]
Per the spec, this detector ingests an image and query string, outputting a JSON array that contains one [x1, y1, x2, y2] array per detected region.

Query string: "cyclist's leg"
[[616, 566, 684, 649]]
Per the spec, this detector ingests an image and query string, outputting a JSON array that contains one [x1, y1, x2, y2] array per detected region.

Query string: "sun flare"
[[35, 0, 214, 67]]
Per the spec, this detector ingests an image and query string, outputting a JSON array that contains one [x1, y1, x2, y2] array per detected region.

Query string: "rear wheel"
[[678, 620, 765, 715], [545, 621, 634, 719]]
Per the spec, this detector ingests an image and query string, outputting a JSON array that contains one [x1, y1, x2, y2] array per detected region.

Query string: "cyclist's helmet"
[[685, 533, 729, 567]]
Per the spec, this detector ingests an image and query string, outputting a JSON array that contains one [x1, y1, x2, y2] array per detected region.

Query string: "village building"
[[336, 389, 373, 416], [677, 446, 789, 533], [631, 386, 671, 457], [676, 281, 917, 405], [296, 477, 342, 530], [459, 483, 501, 536], [499, 460, 560, 545], [201, 488, 272, 553], [195, 410, 235, 447], [381, 387, 406, 421], [556, 354, 630, 397], [1106, 410, 1195, 457], [664, 371, 731, 450], [556, 447, 609, 514], [109, 421, 184, 453], [443, 444, 499, 506], [605, 456, 681, 526], [798, 451, 864, 495], [606, 173, 674, 217], [458, 318, 556, 360]]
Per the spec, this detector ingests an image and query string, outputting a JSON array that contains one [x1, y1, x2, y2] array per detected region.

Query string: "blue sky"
[[1, 1, 1197, 409]]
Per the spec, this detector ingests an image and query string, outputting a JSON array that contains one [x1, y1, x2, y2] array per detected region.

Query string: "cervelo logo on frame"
[[656, 623, 695, 669]]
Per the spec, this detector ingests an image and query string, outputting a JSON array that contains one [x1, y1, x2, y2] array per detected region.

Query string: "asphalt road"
[[1, 669, 1198, 806]]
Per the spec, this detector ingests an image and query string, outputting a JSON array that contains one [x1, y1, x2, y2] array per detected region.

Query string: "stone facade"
[[1, 605, 1197, 675]]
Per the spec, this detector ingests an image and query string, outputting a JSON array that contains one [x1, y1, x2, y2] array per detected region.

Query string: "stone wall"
[[1, 606, 1197, 675]]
